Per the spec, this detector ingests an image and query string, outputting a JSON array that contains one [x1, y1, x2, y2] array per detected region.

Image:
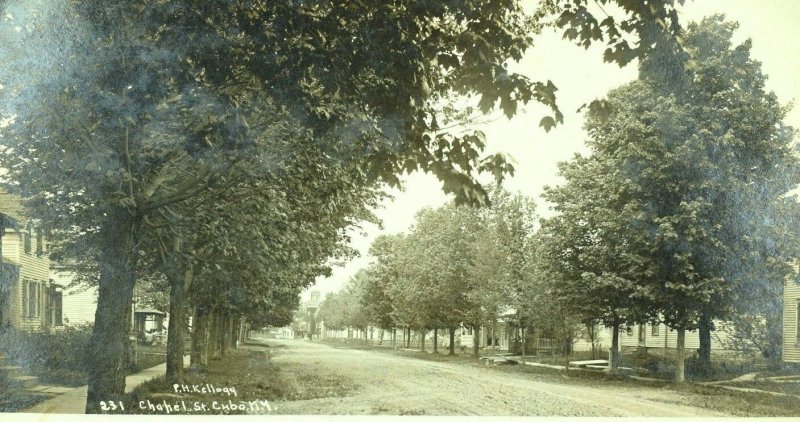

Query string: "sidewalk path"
[[23, 355, 189, 414]]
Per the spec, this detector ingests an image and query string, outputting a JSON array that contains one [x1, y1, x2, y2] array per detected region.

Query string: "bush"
[[0, 323, 93, 384], [685, 355, 757, 381]]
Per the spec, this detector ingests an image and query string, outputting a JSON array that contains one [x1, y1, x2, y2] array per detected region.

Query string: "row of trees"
[[0, 0, 690, 411], [320, 187, 545, 357], [319, 16, 800, 383]]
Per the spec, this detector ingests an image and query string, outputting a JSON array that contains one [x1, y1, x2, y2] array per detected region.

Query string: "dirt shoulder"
[[253, 339, 737, 416]]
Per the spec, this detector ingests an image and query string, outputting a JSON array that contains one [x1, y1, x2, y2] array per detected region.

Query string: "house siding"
[[783, 278, 800, 362], [62, 286, 97, 325], [51, 270, 98, 326], [16, 230, 50, 332], [2, 226, 50, 332], [619, 322, 729, 351]]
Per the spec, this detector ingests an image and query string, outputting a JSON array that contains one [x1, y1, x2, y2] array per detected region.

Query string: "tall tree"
[[540, 154, 656, 373], [560, 16, 800, 381]]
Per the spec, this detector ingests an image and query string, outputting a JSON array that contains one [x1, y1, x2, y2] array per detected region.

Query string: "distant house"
[[0, 190, 59, 332], [50, 268, 98, 325], [275, 326, 294, 339], [617, 321, 730, 352], [303, 291, 321, 339], [459, 310, 516, 351], [783, 277, 800, 363]]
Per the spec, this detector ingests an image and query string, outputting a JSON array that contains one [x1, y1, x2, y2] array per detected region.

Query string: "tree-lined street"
[[1, 0, 800, 416]]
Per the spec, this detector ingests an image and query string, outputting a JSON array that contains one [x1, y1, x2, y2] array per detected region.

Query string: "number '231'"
[[100, 400, 125, 411]]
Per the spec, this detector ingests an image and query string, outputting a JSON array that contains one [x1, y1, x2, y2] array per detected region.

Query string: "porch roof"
[[134, 308, 166, 316]]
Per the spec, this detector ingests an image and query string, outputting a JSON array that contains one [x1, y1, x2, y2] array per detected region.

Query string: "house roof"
[[0, 188, 28, 225]]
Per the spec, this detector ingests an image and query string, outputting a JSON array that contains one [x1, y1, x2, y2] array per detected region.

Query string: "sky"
[[305, 0, 800, 300]]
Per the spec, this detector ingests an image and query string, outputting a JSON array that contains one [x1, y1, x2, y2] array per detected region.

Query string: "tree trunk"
[[165, 265, 193, 384], [449, 327, 456, 355], [698, 312, 712, 370], [433, 328, 438, 353], [0, 218, 5, 330], [675, 327, 686, 383], [491, 320, 497, 352], [190, 303, 210, 369], [420, 328, 426, 352], [232, 317, 240, 349], [609, 324, 619, 374], [209, 308, 220, 359], [221, 311, 231, 356], [85, 210, 139, 413], [472, 325, 480, 357], [521, 326, 526, 357]]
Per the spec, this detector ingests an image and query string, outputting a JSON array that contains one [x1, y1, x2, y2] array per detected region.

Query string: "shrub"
[[0, 323, 93, 378]]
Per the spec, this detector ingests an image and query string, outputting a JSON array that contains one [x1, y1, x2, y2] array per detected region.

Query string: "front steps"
[[0, 353, 49, 391]]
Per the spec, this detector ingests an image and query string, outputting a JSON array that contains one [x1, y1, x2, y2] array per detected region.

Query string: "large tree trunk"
[[85, 210, 139, 413], [433, 328, 438, 353], [609, 324, 620, 374], [675, 327, 686, 383], [166, 265, 193, 385], [449, 327, 456, 355], [521, 326, 527, 357], [190, 303, 210, 369], [420, 328, 426, 352]]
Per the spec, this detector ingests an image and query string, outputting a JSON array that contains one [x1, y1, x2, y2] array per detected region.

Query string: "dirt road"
[[252, 339, 730, 416]]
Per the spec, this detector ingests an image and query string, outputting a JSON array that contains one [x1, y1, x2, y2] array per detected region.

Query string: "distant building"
[[276, 326, 294, 339], [304, 291, 321, 339], [783, 276, 800, 363]]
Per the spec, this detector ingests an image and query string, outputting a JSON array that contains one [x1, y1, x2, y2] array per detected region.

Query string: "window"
[[626, 326, 633, 336], [54, 291, 62, 326], [28, 281, 37, 318], [22, 231, 31, 254], [638, 324, 646, 342], [652, 325, 660, 336], [23, 281, 37, 318]]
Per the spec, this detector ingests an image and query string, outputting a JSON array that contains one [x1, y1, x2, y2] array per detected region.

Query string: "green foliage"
[[541, 16, 800, 377], [0, 324, 93, 385]]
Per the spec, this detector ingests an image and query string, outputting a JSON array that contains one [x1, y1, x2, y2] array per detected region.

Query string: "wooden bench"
[[585, 364, 609, 370]]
